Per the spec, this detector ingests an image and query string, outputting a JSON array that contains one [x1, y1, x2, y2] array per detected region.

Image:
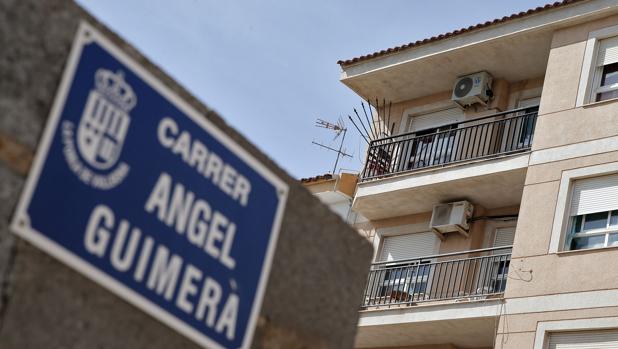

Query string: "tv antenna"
[[312, 117, 353, 174], [347, 98, 393, 144]]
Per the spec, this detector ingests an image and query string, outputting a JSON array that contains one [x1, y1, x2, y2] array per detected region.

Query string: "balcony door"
[[515, 97, 540, 148], [490, 227, 515, 293], [402, 107, 464, 170], [376, 232, 439, 302]]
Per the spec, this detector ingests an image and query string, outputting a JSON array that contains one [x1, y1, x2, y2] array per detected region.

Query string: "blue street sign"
[[11, 22, 288, 349]]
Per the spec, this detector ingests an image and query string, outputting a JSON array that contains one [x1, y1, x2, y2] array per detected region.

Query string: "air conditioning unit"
[[451, 71, 493, 108], [430, 201, 474, 239]]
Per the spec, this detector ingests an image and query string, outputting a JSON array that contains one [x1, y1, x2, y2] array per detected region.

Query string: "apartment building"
[[305, 1, 618, 348]]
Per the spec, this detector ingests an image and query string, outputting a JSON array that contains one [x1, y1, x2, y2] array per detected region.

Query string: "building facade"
[[307, 1, 618, 348], [301, 172, 369, 229]]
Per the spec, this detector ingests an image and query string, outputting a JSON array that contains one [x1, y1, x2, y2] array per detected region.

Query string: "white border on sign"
[[10, 21, 289, 349]]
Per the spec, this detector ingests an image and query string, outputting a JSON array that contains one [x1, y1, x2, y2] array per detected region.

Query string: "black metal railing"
[[361, 106, 539, 181], [361, 246, 512, 308]]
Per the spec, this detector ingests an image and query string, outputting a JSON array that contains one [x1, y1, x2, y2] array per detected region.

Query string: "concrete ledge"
[[358, 298, 503, 327], [356, 299, 503, 348], [356, 153, 530, 198], [353, 153, 530, 219]]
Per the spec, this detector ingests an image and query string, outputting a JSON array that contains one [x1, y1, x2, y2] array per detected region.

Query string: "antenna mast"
[[312, 117, 352, 174]]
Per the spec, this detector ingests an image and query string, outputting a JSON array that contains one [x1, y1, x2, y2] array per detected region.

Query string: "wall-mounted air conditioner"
[[451, 71, 493, 108], [430, 201, 474, 239]]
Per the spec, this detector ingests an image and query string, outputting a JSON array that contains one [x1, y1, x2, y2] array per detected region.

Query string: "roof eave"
[[340, 0, 618, 80]]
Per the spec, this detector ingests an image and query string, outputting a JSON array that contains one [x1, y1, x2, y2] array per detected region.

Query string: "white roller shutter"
[[549, 330, 618, 349], [570, 174, 618, 216], [597, 36, 618, 67], [408, 108, 464, 133], [493, 227, 516, 248], [379, 232, 439, 262]]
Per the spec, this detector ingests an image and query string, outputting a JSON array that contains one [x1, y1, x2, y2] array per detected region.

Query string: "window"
[[592, 37, 618, 102], [575, 25, 618, 107], [595, 62, 618, 101], [577, 26, 618, 106], [564, 173, 618, 251], [566, 210, 618, 250], [534, 318, 618, 349], [548, 329, 618, 349], [493, 226, 516, 248]]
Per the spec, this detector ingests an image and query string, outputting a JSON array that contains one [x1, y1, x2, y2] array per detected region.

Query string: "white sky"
[[77, 0, 551, 178]]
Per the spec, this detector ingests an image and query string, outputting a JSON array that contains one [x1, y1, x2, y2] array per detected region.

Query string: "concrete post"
[[0, 1, 373, 348]]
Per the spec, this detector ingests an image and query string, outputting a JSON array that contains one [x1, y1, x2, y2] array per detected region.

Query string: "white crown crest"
[[95, 69, 137, 111]]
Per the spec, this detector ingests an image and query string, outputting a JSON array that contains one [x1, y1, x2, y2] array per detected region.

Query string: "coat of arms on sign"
[[61, 68, 134, 190], [77, 69, 136, 170]]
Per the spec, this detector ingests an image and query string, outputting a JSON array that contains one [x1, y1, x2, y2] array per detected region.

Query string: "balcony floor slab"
[[354, 153, 530, 220], [356, 298, 502, 348]]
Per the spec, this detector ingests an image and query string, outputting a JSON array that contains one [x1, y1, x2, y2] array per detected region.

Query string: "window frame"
[[548, 162, 618, 254], [533, 318, 618, 349], [592, 62, 618, 102], [576, 24, 618, 106], [567, 210, 618, 251]]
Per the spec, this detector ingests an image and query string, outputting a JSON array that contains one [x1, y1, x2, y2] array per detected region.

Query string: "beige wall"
[[534, 14, 618, 152], [303, 173, 358, 197], [338, 173, 359, 197], [509, 13, 618, 297], [495, 14, 618, 349], [368, 205, 519, 260], [304, 179, 336, 194], [495, 306, 618, 349], [372, 345, 491, 349], [374, 78, 543, 136], [355, 221, 376, 245], [372, 207, 494, 298], [504, 153, 618, 298], [539, 14, 618, 115]]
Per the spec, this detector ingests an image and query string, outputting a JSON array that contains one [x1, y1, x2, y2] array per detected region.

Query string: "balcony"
[[361, 247, 511, 308], [353, 107, 537, 220], [362, 106, 538, 181], [356, 247, 511, 348]]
